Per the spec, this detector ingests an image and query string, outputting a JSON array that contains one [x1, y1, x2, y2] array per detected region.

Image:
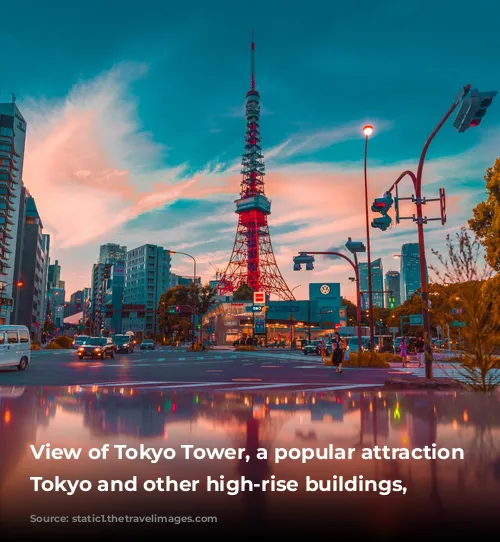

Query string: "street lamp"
[[293, 251, 362, 355], [362, 124, 375, 349], [381, 84, 497, 379], [289, 285, 301, 349], [169, 251, 197, 349]]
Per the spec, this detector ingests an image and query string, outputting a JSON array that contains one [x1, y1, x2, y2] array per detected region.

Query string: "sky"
[[2, 0, 500, 301]]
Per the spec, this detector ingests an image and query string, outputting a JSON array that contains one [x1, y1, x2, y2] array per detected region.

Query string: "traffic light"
[[371, 215, 392, 231], [453, 88, 497, 132], [388, 296, 396, 309], [371, 192, 393, 214], [371, 192, 393, 231], [293, 252, 315, 271], [345, 240, 366, 254]]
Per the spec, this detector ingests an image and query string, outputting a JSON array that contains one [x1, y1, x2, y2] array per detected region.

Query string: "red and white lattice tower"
[[218, 39, 294, 301]]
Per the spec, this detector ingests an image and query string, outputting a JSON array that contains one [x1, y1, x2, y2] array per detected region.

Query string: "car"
[[140, 339, 155, 350], [303, 340, 321, 355], [77, 337, 115, 360], [114, 334, 134, 354], [0, 325, 31, 371], [72, 335, 89, 349]]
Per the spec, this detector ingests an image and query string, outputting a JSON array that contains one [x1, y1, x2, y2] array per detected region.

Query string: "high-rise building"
[[123, 244, 171, 337], [90, 262, 112, 335], [12, 185, 27, 319], [0, 102, 27, 324], [48, 260, 62, 289], [385, 271, 401, 308], [64, 290, 84, 317], [359, 258, 384, 309], [40, 234, 50, 328], [400, 243, 422, 302], [14, 195, 46, 339], [99, 243, 127, 264], [103, 262, 125, 334]]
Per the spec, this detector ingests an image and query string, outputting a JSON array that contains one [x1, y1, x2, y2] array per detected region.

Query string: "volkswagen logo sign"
[[320, 284, 330, 295]]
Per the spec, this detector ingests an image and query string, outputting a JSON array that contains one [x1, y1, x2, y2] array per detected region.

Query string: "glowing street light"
[[363, 124, 374, 137]]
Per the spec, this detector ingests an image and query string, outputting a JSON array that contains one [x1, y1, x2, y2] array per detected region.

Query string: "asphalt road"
[[0, 347, 417, 391]]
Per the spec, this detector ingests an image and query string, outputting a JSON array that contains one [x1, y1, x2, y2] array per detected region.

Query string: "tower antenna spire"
[[251, 31, 255, 90]]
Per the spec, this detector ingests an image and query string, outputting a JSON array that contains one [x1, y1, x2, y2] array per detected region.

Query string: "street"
[[0, 347, 463, 391]]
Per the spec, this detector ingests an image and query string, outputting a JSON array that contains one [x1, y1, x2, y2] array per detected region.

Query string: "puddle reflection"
[[1, 386, 499, 534]]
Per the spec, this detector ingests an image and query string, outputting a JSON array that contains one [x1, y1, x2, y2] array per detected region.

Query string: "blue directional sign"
[[409, 314, 423, 326], [451, 308, 464, 315], [451, 321, 466, 327]]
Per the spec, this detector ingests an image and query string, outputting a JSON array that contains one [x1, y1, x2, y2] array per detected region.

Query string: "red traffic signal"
[[454, 89, 497, 132]]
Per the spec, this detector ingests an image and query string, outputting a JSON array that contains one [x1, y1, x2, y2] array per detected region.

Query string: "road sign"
[[451, 308, 464, 315], [254, 291, 265, 304], [389, 327, 399, 333], [409, 314, 423, 326], [252, 305, 263, 312], [452, 321, 466, 327]]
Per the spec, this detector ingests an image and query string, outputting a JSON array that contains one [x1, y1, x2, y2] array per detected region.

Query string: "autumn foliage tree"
[[431, 228, 500, 391], [469, 157, 500, 271]]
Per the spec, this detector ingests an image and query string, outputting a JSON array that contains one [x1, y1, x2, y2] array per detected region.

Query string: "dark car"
[[114, 335, 134, 354], [140, 339, 155, 350], [77, 337, 115, 360]]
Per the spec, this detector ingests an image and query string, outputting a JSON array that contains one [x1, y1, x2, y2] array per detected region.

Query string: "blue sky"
[[3, 0, 499, 299]]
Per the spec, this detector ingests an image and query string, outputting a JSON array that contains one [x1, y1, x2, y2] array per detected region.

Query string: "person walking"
[[415, 336, 425, 368], [400, 337, 408, 367], [332, 332, 344, 373]]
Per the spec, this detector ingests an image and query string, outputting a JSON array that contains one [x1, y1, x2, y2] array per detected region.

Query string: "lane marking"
[[221, 383, 299, 391], [297, 383, 380, 392], [140, 382, 231, 390]]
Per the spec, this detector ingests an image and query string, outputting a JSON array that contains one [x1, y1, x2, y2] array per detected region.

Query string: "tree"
[[469, 157, 500, 271], [341, 297, 357, 324], [233, 283, 254, 301], [157, 283, 217, 342], [431, 228, 500, 391]]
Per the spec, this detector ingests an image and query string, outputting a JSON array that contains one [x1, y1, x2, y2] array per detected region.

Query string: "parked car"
[[72, 335, 89, 349], [114, 334, 134, 354], [140, 339, 155, 350], [77, 337, 115, 359]]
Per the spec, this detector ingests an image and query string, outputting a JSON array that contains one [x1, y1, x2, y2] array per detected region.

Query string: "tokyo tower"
[[218, 39, 294, 301]]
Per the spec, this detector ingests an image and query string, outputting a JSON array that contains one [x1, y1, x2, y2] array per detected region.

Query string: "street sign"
[[245, 305, 253, 311], [389, 327, 399, 333], [409, 314, 423, 326], [452, 321, 466, 327], [254, 291, 265, 304], [451, 308, 464, 315], [252, 305, 263, 312]]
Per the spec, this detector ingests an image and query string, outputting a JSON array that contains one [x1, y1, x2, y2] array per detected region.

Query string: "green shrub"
[[345, 352, 392, 368], [45, 341, 63, 350], [53, 336, 73, 349], [235, 346, 259, 352]]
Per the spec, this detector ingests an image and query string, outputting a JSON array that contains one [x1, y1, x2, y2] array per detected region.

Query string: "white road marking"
[[297, 384, 379, 392], [220, 383, 299, 391], [141, 382, 232, 390], [81, 381, 185, 387]]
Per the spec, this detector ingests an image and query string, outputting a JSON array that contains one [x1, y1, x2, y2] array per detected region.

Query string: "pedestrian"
[[415, 336, 425, 368], [400, 337, 408, 367], [332, 332, 343, 373]]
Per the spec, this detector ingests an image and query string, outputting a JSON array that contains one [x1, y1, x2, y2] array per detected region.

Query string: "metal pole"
[[192, 259, 196, 349], [308, 301, 311, 343], [413, 92, 467, 378], [289, 299, 293, 349], [352, 252, 362, 355], [447, 324, 450, 355], [363, 135, 375, 349]]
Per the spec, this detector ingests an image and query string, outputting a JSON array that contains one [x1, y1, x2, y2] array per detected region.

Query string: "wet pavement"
[[1, 385, 499, 536]]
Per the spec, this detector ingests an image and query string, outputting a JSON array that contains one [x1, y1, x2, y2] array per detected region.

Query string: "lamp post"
[[293, 251, 362, 354], [289, 285, 301, 349], [169, 251, 197, 349], [362, 124, 375, 349]]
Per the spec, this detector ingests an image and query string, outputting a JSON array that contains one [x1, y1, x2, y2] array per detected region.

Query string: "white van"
[[0, 325, 31, 370]]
